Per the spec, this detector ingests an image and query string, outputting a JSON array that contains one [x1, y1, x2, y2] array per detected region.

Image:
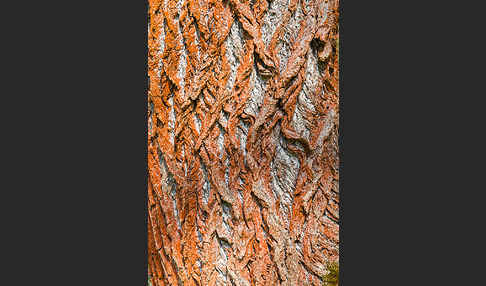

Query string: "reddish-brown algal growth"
[[148, 0, 339, 285]]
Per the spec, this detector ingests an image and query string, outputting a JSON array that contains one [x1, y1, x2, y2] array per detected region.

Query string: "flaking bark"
[[148, 0, 339, 285]]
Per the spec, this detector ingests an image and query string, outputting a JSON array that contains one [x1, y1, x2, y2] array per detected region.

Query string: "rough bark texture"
[[148, 0, 339, 285]]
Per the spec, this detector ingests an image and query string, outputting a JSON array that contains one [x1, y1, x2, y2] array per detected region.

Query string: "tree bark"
[[148, 0, 339, 285]]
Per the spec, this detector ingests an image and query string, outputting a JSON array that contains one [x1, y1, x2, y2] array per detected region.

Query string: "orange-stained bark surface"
[[148, 0, 339, 285]]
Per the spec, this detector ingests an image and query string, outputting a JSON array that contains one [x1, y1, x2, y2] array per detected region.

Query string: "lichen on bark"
[[148, 0, 339, 285]]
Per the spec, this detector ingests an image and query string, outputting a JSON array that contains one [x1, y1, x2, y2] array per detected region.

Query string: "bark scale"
[[148, 0, 339, 285]]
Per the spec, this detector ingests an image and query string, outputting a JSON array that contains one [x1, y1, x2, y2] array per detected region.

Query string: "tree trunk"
[[148, 0, 339, 285]]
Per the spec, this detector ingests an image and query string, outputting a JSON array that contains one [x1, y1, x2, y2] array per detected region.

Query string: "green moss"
[[322, 261, 339, 286]]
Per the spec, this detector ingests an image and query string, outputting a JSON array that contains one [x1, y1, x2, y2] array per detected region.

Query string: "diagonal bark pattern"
[[148, 0, 339, 285]]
